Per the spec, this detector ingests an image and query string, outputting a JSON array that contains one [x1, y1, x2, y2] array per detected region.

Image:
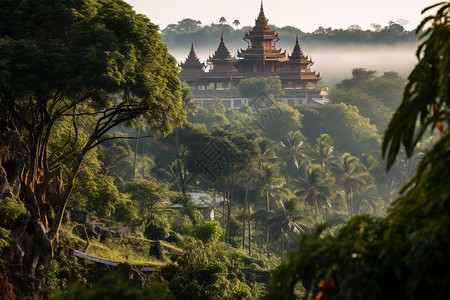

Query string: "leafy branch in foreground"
[[266, 2, 450, 299], [383, 1, 450, 170]]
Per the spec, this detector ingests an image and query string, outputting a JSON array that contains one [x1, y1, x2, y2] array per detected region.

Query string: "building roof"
[[254, 2, 273, 33], [238, 2, 286, 62], [179, 3, 322, 86], [179, 42, 206, 81], [208, 34, 238, 63], [179, 42, 204, 69], [163, 192, 224, 209], [207, 34, 240, 75]]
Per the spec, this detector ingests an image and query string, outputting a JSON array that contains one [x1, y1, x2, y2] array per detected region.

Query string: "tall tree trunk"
[[132, 127, 140, 179], [266, 188, 270, 259], [248, 201, 251, 255], [226, 187, 231, 244], [175, 127, 187, 196], [242, 180, 249, 249], [314, 196, 318, 224], [345, 186, 352, 218], [225, 173, 234, 245], [222, 189, 227, 243]]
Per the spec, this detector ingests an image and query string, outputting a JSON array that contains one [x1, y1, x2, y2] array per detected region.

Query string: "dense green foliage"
[[0, 197, 25, 252], [0, 0, 184, 296], [58, 272, 174, 300], [1, 1, 439, 299], [191, 220, 223, 244], [383, 1, 450, 169], [329, 69, 405, 132], [160, 239, 251, 300], [22, 64, 409, 296], [238, 77, 284, 100], [0, 0, 185, 232], [265, 2, 450, 299], [314, 103, 379, 155]]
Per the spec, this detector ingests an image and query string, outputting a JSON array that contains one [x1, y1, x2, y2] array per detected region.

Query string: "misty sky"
[[125, 0, 436, 32]]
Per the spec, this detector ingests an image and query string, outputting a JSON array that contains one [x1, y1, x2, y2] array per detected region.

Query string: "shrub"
[[190, 221, 222, 244]]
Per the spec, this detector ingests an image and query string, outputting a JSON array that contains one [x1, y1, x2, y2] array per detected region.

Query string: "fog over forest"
[[170, 42, 417, 85]]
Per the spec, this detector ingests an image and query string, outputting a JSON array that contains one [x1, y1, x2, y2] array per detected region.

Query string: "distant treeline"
[[161, 19, 417, 49]]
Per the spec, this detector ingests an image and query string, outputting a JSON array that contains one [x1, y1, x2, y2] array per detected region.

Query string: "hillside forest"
[[0, 1, 449, 299], [160, 17, 416, 49]]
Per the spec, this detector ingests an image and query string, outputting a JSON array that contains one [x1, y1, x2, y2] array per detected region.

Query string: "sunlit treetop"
[[0, 0, 185, 134]]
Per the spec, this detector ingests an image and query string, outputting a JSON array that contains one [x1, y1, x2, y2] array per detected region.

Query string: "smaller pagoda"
[[198, 34, 241, 91], [178, 42, 205, 84], [280, 36, 321, 89], [208, 34, 239, 74]]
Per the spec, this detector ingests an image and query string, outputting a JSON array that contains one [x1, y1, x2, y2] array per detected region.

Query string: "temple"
[[179, 3, 326, 109]]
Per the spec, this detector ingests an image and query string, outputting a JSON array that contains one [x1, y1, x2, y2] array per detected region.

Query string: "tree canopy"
[[160, 18, 416, 49], [329, 68, 405, 132], [238, 77, 284, 101], [316, 103, 380, 155], [0, 0, 184, 285]]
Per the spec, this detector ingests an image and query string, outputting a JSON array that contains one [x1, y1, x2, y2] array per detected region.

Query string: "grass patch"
[[59, 222, 182, 267]]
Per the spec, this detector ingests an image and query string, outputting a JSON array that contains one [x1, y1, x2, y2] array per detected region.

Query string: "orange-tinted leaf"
[[320, 279, 325, 287], [316, 291, 324, 300], [437, 121, 443, 133], [328, 278, 336, 288]]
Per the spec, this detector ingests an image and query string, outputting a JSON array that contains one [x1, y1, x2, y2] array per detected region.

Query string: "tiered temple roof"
[[179, 42, 205, 82], [207, 34, 239, 75], [178, 2, 322, 95], [237, 3, 287, 72], [280, 36, 320, 85]]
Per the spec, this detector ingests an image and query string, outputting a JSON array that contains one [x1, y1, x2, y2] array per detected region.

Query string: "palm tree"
[[353, 184, 380, 215], [258, 138, 278, 165], [258, 163, 286, 259], [161, 160, 195, 192], [295, 164, 334, 223], [219, 17, 227, 24], [376, 136, 434, 201], [239, 137, 276, 255], [335, 153, 371, 217], [269, 193, 312, 262], [312, 133, 338, 172], [403, 136, 436, 184], [174, 82, 198, 196], [133, 155, 155, 180], [280, 130, 310, 179], [232, 19, 240, 28], [238, 149, 260, 253], [181, 81, 199, 115]]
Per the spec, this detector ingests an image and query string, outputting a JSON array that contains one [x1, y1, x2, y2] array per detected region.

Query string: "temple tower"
[[280, 36, 321, 89], [237, 3, 287, 73], [195, 35, 242, 91], [208, 34, 239, 74], [179, 42, 205, 83]]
